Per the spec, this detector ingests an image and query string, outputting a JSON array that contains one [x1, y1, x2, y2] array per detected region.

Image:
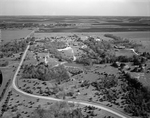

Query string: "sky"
[[0, 0, 150, 16]]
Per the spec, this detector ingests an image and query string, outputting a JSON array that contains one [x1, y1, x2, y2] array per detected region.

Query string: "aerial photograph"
[[0, 0, 150, 118]]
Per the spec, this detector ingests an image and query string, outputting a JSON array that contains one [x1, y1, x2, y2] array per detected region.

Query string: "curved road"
[[12, 44, 131, 118]]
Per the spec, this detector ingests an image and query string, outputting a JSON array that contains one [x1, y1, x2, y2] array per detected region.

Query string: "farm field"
[[1, 29, 33, 43]]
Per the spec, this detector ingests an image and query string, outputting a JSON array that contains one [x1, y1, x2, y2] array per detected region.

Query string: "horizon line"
[[0, 15, 150, 17]]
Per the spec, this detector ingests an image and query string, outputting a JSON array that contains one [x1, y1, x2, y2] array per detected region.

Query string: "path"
[[125, 48, 139, 55]]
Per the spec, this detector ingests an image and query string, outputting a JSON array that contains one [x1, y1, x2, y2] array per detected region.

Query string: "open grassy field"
[[1, 29, 33, 43]]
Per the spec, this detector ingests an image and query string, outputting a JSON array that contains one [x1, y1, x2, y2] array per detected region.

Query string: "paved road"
[[25, 30, 35, 39], [12, 44, 131, 118]]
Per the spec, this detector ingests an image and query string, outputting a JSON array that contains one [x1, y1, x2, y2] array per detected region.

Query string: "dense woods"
[[122, 73, 150, 117], [22, 62, 69, 83]]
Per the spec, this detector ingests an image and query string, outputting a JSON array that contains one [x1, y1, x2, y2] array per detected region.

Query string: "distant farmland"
[[36, 27, 150, 33], [1, 29, 33, 43]]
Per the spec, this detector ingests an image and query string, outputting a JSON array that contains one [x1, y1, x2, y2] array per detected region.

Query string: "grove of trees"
[[91, 74, 118, 90], [0, 37, 34, 58], [32, 102, 83, 118], [22, 62, 70, 83]]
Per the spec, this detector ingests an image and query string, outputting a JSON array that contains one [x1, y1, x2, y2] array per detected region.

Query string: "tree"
[[32, 102, 83, 118]]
